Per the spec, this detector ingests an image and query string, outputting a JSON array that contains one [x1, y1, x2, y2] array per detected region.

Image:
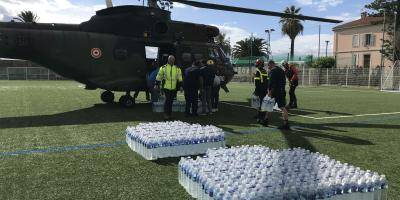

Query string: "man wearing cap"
[[253, 59, 269, 125], [266, 60, 290, 130], [200, 60, 216, 115]]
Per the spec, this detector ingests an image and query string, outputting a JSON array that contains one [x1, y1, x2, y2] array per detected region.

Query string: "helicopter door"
[[145, 46, 159, 71]]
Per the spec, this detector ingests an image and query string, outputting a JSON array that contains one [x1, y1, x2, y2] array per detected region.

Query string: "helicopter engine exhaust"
[[105, 0, 113, 8]]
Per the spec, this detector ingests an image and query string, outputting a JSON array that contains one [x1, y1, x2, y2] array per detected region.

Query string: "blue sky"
[[0, 0, 374, 55]]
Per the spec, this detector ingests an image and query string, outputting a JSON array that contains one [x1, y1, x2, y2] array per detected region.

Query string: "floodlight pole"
[[325, 40, 330, 57], [318, 24, 321, 58], [249, 33, 253, 81], [265, 29, 275, 60], [380, 9, 386, 90], [393, 12, 398, 62]]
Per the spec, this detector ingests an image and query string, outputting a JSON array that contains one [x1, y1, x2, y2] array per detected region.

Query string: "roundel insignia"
[[91, 48, 102, 59]]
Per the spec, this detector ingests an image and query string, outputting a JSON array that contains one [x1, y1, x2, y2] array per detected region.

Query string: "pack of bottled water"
[[126, 121, 225, 160], [261, 96, 275, 112], [152, 100, 186, 113], [179, 145, 388, 200], [251, 95, 260, 109]]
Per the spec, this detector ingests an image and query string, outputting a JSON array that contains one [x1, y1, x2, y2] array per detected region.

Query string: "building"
[[333, 13, 392, 69]]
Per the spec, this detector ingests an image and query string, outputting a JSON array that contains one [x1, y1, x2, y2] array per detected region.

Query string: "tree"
[[366, 0, 400, 62], [15, 11, 39, 23], [215, 33, 231, 56], [312, 57, 335, 68], [280, 6, 304, 61], [232, 37, 267, 58]]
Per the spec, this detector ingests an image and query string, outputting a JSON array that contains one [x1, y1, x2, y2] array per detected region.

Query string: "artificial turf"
[[0, 81, 399, 199]]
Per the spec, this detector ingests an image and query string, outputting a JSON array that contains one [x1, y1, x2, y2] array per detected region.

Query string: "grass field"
[[0, 81, 399, 200]]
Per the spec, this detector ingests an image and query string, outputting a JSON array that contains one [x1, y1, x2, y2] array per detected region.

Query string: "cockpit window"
[[209, 48, 220, 59]]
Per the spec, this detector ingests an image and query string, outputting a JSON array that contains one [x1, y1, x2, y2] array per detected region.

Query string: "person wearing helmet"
[[253, 59, 269, 125]]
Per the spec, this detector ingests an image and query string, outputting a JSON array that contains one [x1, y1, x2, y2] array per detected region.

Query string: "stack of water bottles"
[[152, 95, 165, 113], [251, 95, 260, 109], [172, 100, 186, 112], [261, 96, 275, 112], [152, 99, 185, 113], [126, 121, 225, 160], [179, 145, 388, 200]]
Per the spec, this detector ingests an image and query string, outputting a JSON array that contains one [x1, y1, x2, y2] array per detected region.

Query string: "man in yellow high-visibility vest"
[[253, 59, 269, 126], [155, 55, 183, 119]]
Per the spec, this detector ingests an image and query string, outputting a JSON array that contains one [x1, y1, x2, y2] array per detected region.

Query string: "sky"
[[0, 0, 375, 56]]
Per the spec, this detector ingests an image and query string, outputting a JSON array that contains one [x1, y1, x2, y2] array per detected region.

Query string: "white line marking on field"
[[311, 112, 400, 120], [220, 102, 400, 120]]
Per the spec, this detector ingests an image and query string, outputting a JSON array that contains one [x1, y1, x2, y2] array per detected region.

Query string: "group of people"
[[154, 55, 227, 120], [253, 59, 298, 130], [151, 54, 299, 130]]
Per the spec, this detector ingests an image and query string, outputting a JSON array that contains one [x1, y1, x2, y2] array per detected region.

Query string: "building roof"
[[333, 16, 383, 31]]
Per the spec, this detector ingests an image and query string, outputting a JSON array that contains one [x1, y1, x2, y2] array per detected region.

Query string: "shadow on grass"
[[153, 157, 182, 166], [0, 100, 381, 153], [292, 108, 353, 116]]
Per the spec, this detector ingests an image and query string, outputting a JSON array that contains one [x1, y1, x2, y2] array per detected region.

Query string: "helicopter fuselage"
[[0, 5, 234, 92]]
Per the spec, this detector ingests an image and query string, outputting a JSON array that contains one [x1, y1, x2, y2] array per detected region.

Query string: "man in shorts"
[[266, 60, 290, 130]]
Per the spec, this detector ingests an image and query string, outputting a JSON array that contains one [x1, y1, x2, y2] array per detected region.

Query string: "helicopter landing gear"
[[101, 90, 115, 104], [119, 92, 135, 108]]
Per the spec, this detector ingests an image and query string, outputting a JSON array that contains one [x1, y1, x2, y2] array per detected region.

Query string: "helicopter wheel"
[[119, 94, 135, 108], [101, 90, 115, 104]]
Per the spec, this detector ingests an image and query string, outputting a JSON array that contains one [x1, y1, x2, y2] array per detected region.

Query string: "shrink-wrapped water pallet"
[[179, 145, 388, 200], [126, 121, 225, 160]]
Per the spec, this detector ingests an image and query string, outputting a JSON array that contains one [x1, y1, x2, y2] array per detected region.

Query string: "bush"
[[312, 57, 335, 68]]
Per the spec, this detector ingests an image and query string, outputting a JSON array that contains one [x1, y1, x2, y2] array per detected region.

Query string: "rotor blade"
[[171, 0, 342, 23]]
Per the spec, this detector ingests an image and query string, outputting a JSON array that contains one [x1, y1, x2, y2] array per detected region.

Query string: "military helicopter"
[[0, 0, 341, 108]]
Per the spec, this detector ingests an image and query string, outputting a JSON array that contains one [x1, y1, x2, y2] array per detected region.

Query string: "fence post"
[[302, 66, 305, 87], [308, 68, 311, 86], [368, 67, 371, 88], [48, 69, 50, 80], [25, 67, 28, 80], [345, 68, 349, 87], [6, 67, 9, 80], [326, 68, 329, 85]]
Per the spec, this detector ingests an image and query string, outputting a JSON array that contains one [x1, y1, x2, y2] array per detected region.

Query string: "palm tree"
[[280, 5, 304, 60], [215, 33, 231, 56], [232, 37, 267, 58], [15, 11, 39, 23]]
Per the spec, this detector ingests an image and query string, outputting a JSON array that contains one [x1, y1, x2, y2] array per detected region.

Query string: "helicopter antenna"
[[105, 0, 113, 8]]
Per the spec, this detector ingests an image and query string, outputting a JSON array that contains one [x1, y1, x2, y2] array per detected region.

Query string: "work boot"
[[262, 119, 269, 127], [164, 114, 171, 120], [278, 123, 290, 130]]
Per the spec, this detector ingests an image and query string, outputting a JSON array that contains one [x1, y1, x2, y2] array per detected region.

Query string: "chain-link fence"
[[0, 67, 65, 80], [232, 65, 400, 91]]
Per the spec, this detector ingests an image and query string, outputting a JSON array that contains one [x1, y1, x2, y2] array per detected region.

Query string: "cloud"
[[173, 2, 187, 9], [271, 34, 334, 56], [326, 12, 359, 22], [296, 0, 343, 12], [212, 24, 251, 45], [0, 0, 106, 23]]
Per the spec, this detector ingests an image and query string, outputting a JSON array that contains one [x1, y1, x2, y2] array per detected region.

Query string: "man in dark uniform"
[[266, 60, 290, 130], [200, 60, 216, 115], [283, 63, 299, 109], [184, 60, 203, 117], [253, 59, 269, 125]]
